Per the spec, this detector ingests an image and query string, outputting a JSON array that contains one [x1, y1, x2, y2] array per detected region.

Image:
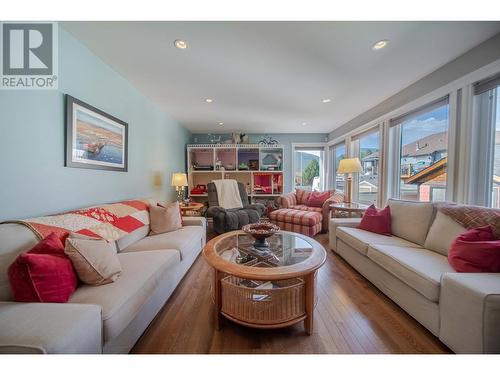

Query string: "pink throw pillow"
[[448, 226, 500, 272], [306, 191, 332, 208], [358, 205, 392, 236]]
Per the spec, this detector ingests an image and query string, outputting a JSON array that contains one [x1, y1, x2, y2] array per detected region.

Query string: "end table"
[[329, 202, 369, 218]]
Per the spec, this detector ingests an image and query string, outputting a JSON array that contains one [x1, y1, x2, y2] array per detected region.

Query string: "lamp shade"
[[171, 172, 188, 187], [337, 158, 363, 174]]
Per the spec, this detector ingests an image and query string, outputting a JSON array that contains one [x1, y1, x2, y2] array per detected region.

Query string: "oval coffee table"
[[203, 230, 326, 334]]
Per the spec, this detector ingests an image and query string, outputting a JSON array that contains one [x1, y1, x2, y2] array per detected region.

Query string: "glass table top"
[[214, 232, 314, 268]]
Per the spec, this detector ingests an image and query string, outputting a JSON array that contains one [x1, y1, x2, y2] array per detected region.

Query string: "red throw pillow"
[[306, 191, 332, 208], [358, 205, 392, 236], [448, 226, 500, 273], [8, 232, 77, 303]]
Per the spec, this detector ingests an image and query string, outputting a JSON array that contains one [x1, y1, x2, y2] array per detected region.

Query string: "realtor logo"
[[1, 22, 58, 89]]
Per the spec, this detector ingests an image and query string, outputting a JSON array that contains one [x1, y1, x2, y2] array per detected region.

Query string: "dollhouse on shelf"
[[186, 144, 284, 204]]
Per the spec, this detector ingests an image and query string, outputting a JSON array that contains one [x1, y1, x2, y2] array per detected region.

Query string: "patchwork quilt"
[[4, 199, 150, 242]]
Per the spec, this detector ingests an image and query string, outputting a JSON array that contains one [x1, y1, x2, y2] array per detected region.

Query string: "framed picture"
[[65, 95, 128, 172]]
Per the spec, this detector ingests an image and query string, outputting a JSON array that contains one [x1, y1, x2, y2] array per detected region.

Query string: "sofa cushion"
[[290, 205, 323, 213], [336, 227, 422, 256], [387, 199, 435, 246], [269, 208, 322, 226], [69, 250, 179, 343], [295, 189, 311, 205], [424, 211, 467, 256], [116, 225, 150, 252], [367, 244, 455, 302], [0, 301, 102, 354], [121, 226, 204, 261]]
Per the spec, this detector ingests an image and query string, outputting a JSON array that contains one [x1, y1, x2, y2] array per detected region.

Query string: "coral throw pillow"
[[7, 232, 78, 303], [358, 205, 392, 236], [307, 191, 332, 208], [448, 226, 500, 272]]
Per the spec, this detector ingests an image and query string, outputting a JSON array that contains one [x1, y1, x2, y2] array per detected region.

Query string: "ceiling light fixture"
[[321, 98, 331, 103], [218, 122, 224, 126], [372, 40, 388, 51], [174, 39, 188, 49], [302, 122, 307, 126], [205, 98, 213, 103]]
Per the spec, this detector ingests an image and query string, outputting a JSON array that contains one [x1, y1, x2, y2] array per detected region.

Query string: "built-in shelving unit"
[[187, 144, 284, 203]]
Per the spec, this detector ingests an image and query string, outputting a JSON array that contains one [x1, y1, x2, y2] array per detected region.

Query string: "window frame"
[[291, 143, 327, 192], [328, 141, 346, 192]]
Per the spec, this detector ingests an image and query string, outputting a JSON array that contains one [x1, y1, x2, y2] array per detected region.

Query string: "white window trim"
[[291, 142, 327, 192]]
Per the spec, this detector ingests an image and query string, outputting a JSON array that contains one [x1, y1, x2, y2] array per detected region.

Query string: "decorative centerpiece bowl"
[[242, 222, 280, 249]]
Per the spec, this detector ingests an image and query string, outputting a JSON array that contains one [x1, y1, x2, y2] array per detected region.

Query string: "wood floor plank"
[[131, 232, 451, 354]]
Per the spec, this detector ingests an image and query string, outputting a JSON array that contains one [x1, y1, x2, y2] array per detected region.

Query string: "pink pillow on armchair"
[[306, 191, 332, 208]]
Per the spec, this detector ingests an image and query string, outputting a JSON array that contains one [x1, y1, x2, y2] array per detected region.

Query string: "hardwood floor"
[[131, 231, 451, 354]]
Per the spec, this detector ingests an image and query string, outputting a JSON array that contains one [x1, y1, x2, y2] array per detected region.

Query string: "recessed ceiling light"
[[205, 98, 213, 103], [302, 122, 307, 126], [174, 39, 188, 49], [372, 40, 388, 51], [218, 122, 224, 126], [321, 98, 331, 103]]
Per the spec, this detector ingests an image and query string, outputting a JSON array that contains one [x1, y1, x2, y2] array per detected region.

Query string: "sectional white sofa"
[[0, 214, 206, 354], [329, 199, 500, 354]]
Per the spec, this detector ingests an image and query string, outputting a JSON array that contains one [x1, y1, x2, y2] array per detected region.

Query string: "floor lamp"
[[337, 158, 362, 204]]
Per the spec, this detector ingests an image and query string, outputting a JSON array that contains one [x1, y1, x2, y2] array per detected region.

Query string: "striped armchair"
[[275, 189, 344, 233]]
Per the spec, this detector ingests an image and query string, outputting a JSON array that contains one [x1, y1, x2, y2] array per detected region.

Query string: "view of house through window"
[[397, 103, 449, 201], [330, 143, 346, 192], [356, 131, 380, 205], [294, 147, 325, 191]]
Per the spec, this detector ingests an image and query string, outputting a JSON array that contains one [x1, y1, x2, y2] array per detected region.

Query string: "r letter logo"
[[1, 22, 58, 89]]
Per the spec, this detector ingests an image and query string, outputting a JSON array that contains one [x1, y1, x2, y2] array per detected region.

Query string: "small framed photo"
[[65, 95, 128, 172]]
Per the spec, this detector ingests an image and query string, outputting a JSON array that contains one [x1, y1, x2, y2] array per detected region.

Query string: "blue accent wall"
[[0, 27, 191, 221], [191, 133, 328, 193]]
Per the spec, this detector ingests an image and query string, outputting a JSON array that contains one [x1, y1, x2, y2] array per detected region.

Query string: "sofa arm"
[[182, 216, 207, 228], [277, 192, 297, 209], [321, 192, 345, 231], [439, 273, 500, 353], [329, 218, 361, 251], [0, 302, 102, 354]]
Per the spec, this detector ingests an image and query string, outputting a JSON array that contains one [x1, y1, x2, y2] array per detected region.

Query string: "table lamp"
[[171, 172, 188, 202], [337, 158, 362, 204]]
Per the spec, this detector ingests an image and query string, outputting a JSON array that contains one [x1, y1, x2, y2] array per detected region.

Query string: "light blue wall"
[[191, 133, 328, 192], [0, 27, 191, 221]]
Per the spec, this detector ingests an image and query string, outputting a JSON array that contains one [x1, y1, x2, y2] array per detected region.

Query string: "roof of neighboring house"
[[404, 157, 447, 185], [402, 131, 448, 158], [362, 152, 379, 162]]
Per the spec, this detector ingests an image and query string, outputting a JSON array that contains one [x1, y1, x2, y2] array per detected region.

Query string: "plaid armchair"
[[276, 189, 344, 232]]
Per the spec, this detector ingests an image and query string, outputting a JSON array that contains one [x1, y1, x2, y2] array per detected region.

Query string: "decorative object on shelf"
[[337, 157, 363, 204], [209, 134, 222, 144], [65, 95, 128, 172], [238, 162, 249, 170], [171, 172, 188, 202], [258, 135, 278, 146], [248, 159, 259, 170], [231, 133, 241, 144], [242, 222, 280, 249], [215, 159, 222, 170], [190, 184, 207, 195], [241, 133, 250, 144]]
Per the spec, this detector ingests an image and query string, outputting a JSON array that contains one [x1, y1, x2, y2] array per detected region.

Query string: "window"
[[390, 98, 449, 202], [294, 146, 325, 191], [329, 142, 346, 192], [472, 73, 500, 208], [353, 129, 380, 205]]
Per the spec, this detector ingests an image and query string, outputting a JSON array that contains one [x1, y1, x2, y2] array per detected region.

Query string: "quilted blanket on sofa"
[[439, 203, 500, 239], [3, 199, 150, 242]]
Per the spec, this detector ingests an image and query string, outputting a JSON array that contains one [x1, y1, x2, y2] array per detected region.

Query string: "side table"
[[329, 202, 369, 218]]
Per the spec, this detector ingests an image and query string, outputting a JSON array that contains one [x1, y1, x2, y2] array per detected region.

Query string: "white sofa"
[[0, 215, 206, 354], [329, 199, 500, 354]]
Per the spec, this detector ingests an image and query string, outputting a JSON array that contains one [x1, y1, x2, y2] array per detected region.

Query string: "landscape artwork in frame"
[[65, 95, 128, 172]]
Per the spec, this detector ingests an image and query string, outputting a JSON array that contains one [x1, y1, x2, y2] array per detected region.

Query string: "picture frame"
[[65, 95, 128, 172]]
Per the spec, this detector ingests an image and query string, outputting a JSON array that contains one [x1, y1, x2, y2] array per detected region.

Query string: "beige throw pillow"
[[149, 202, 183, 235], [65, 237, 122, 285], [424, 211, 467, 256]]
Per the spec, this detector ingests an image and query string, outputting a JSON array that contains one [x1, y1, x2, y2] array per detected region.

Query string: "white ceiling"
[[62, 21, 500, 134]]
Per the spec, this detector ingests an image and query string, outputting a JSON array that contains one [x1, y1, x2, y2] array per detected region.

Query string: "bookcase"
[[187, 144, 284, 203]]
